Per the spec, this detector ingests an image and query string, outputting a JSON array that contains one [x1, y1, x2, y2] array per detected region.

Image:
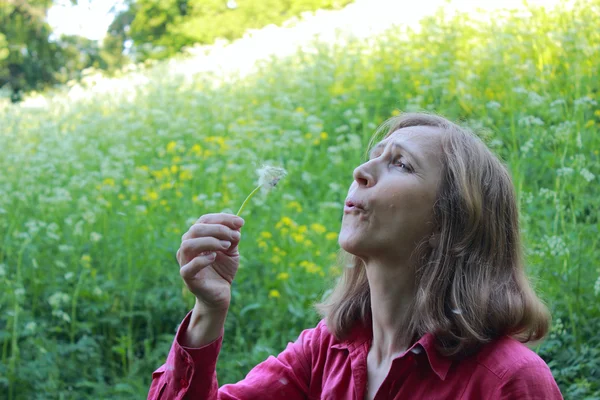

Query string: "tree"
[[0, 0, 61, 100]]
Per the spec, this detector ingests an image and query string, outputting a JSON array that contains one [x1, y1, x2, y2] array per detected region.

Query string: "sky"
[[47, 0, 126, 41]]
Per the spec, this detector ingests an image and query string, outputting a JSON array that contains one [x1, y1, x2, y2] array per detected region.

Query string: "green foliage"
[[0, 0, 59, 100], [0, 0, 599, 399], [123, 0, 355, 60], [0, 1, 110, 100]]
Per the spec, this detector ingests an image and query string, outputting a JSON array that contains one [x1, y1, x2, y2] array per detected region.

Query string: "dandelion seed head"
[[257, 165, 287, 188]]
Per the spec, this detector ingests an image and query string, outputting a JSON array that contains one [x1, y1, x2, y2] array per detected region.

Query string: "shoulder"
[[475, 336, 550, 379], [297, 319, 339, 347], [295, 319, 356, 352], [474, 336, 563, 399]]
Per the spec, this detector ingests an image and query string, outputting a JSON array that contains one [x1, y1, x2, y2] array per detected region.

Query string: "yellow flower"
[[276, 272, 289, 281], [172, 156, 182, 163], [304, 133, 312, 139], [80, 254, 92, 265], [297, 225, 307, 234], [258, 240, 268, 249], [391, 109, 401, 116], [330, 265, 342, 276], [270, 255, 282, 264], [304, 239, 314, 247], [310, 223, 326, 234], [320, 132, 328, 140], [170, 165, 179, 174], [160, 199, 168, 206], [276, 216, 295, 229], [166, 141, 177, 153], [268, 289, 281, 299], [102, 178, 115, 186], [260, 231, 273, 239], [291, 233, 305, 243], [118, 193, 126, 200], [325, 232, 338, 241], [295, 107, 305, 113], [312, 139, 320, 145], [191, 144, 203, 154], [176, 191, 183, 198], [179, 170, 193, 181], [585, 120, 595, 128], [594, 109, 600, 117], [299, 261, 323, 275], [147, 191, 159, 201]]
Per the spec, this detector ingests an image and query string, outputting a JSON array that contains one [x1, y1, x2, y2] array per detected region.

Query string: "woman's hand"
[[177, 213, 245, 313]]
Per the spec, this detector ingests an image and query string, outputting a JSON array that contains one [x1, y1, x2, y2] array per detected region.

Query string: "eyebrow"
[[368, 141, 422, 167]]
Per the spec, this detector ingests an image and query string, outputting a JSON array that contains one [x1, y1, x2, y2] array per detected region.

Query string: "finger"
[[179, 237, 232, 265], [182, 222, 240, 242], [180, 252, 217, 280], [196, 213, 245, 230]]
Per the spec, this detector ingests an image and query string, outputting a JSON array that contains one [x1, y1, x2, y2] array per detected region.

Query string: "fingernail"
[[208, 252, 216, 260], [231, 231, 241, 240], [234, 218, 245, 227], [220, 240, 231, 248]]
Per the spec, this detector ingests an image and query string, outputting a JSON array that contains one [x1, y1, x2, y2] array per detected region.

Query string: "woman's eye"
[[394, 158, 411, 171]]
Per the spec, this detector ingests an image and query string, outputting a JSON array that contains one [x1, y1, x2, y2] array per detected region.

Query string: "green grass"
[[1, 0, 599, 398]]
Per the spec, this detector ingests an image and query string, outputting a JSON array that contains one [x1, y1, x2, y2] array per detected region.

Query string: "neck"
[[364, 255, 417, 367]]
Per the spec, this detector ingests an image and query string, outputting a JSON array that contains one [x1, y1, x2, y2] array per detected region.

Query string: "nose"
[[353, 161, 375, 188]]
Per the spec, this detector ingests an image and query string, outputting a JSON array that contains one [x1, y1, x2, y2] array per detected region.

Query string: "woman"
[[148, 112, 563, 399]]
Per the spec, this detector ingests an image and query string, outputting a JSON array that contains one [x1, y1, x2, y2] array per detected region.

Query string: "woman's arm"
[[148, 310, 313, 400]]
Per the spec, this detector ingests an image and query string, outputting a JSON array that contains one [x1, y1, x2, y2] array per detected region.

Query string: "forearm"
[[181, 300, 228, 348]]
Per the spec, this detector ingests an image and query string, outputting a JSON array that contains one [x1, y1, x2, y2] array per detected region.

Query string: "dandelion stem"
[[236, 185, 262, 216]]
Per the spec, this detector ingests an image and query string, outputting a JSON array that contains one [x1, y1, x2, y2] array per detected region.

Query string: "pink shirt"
[[148, 310, 563, 399]]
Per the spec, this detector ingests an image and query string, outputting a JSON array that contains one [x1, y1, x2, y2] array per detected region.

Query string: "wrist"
[[181, 302, 228, 348]]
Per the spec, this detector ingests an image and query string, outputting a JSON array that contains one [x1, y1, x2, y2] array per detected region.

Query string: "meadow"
[[1, 0, 599, 398]]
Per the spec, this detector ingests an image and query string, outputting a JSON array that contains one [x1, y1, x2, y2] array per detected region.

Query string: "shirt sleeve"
[[147, 310, 313, 400], [493, 361, 564, 400]]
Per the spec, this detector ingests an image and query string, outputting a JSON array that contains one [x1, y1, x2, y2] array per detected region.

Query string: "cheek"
[[389, 186, 436, 223]]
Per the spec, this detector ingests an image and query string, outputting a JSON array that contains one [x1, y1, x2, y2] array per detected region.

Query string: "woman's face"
[[339, 126, 444, 262]]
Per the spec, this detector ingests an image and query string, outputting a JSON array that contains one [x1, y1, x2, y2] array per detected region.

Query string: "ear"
[[428, 233, 440, 249]]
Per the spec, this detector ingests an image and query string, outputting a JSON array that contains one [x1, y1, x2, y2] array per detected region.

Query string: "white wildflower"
[[90, 232, 103, 243], [556, 167, 574, 177], [580, 168, 595, 183], [486, 101, 501, 110], [25, 321, 37, 334]]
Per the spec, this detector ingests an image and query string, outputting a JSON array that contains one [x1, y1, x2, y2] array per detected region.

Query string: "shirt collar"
[[331, 322, 452, 381]]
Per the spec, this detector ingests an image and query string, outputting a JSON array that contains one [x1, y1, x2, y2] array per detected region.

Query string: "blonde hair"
[[315, 111, 550, 358]]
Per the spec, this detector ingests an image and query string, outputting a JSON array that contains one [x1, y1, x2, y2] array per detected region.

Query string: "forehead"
[[373, 125, 444, 157]]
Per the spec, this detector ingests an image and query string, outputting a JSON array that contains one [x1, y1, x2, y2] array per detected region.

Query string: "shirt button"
[[180, 378, 188, 388]]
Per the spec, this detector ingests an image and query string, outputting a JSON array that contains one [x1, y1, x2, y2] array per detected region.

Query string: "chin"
[[339, 232, 370, 257]]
